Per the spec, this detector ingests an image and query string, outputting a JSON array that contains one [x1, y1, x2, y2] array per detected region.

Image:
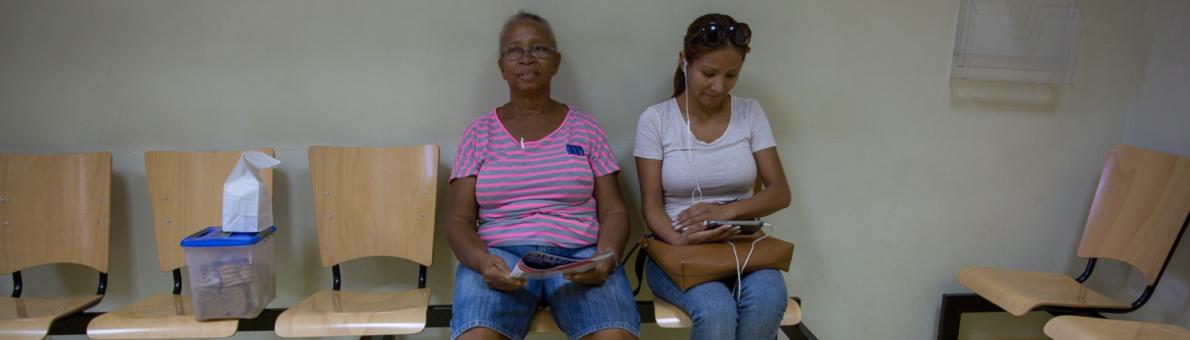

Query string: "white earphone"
[[680, 57, 703, 204]]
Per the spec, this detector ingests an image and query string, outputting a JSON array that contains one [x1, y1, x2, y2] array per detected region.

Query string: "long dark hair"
[[673, 13, 752, 98]]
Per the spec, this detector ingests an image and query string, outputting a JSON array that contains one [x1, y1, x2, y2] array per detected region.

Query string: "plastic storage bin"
[[180, 226, 277, 320]]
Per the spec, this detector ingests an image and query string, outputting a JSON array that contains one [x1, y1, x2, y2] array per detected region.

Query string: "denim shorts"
[[450, 245, 641, 340]]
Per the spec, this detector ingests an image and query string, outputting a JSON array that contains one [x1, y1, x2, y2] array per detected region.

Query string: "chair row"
[[936, 144, 1190, 340], [0, 145, 805, 339]]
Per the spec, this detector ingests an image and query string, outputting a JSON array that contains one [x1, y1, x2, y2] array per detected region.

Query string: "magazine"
[[509, 251, 616, 279]]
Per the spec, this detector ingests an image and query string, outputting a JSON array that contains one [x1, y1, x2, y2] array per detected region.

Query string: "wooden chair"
[[526, 309, 560, 333], [87, 149, 274, 339], [938, 144, 1190, 340], [1044, 316, 1190, 340], [274, 145, 438, 337], [0, 152, 112, 340]]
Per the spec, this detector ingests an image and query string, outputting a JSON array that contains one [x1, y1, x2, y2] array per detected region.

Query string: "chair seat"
[[1044, 316, 1190, 340], [274, 288, 430, 337], [957, 267, 1130, 316], [86, 294, 237, 339], [529, 307, 560, 333], [652, 296, 802, 328], [0, 295, 103, 340]]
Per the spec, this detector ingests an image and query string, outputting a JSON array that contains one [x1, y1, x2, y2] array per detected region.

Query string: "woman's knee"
[[740, 270, 789, 314], [684, 288, 738, 323], [579, 328, 637, 340], [457, 327, 509, 340]]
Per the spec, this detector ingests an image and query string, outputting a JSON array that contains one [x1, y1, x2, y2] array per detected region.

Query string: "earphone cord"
[[683, 62, 704, 204], [726, 224, 770, 302]]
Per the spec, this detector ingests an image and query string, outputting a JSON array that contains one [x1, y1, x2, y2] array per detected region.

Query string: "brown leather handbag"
[[640, 231, 794, 291]]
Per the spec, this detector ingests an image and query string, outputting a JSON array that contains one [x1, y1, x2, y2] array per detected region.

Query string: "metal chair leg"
[[937, 293, 1003, 340], [782, 323, 818, 340]]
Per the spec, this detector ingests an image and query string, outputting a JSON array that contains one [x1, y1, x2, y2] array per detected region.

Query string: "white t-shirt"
[[633, 96, 777, 221]]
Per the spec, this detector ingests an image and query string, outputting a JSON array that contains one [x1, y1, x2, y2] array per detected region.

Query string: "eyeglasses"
[[501, 44, 557, 61], [686, 20, 751, 47]]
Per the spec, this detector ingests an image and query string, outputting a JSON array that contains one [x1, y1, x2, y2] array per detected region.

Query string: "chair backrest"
[[0, 152, 111, 275], [144, 149, 275, 272], [308, 145, 439, 267], [1078, 144, 1190, 285]]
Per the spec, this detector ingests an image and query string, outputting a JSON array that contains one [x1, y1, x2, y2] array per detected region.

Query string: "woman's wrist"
[[720, 201, 743, 220], [462, 249, 494, 270], [596, 245, 621, 258], [675, 232, 696, 246]]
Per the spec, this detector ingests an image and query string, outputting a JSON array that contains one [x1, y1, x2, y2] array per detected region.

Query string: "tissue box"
[[180, 226, 277, 320]]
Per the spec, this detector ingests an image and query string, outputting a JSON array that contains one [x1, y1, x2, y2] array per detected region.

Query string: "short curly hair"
[[498, 10, 557, 53]]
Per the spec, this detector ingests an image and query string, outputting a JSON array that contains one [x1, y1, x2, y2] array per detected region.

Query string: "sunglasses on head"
[[686, 20, 751, 47]]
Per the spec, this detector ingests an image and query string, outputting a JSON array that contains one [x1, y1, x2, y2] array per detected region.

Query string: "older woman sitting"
[[445, 11, 640, 340]]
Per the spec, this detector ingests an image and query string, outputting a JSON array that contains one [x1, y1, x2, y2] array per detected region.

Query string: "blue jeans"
[[451, 246, 640, 340], [646, 257, 787, 340]]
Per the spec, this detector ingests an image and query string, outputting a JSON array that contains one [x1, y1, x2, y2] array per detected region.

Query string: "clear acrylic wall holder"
[[952, 0, 1083, 85]]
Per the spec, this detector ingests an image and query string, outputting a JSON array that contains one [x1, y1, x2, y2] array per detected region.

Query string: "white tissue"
[[221, 151, 281, 232]]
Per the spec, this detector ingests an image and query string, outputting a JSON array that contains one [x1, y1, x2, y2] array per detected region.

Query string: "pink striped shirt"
[[451, 107, 620, 248]]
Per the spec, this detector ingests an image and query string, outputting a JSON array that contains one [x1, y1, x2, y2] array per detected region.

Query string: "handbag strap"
[[623, 235, 652, 296], [633, 241, 649, 296]]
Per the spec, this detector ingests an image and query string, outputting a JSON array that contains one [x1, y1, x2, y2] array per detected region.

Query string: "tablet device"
[[706, 220, 768, 235]]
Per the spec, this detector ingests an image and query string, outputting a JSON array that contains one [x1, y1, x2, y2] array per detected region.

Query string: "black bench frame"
[[36, 251, 818, 339]]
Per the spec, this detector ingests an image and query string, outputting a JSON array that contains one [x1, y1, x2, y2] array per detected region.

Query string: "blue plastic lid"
[[180, 226, 277, 247]]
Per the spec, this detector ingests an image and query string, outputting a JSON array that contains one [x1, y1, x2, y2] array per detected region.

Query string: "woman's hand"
[[565, 254, 615, 285], [677, 223, 740, 245], [673, 202, 738, 231], [478, 253, 526, 291]]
